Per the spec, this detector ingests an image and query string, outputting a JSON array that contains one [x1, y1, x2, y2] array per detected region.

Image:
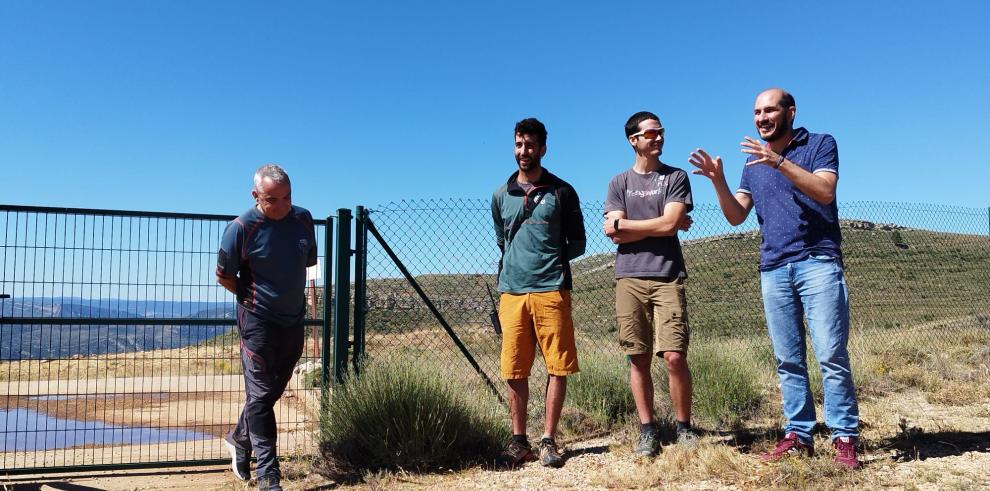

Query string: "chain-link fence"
[[361, 199, 990, 424], [2, 199, 987, 471], [0, 205, 330, 473]]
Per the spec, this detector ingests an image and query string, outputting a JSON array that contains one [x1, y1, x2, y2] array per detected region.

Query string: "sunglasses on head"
[[631, 127, 665, 140]]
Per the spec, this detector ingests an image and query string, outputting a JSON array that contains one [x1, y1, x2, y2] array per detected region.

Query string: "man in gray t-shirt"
[[603, 111, 695, 456]]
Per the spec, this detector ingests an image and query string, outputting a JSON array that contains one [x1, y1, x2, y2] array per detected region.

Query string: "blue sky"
[[2, 0, 988, 218]]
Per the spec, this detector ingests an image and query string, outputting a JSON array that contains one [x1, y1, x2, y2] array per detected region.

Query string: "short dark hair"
[[779, 91, 796, 109], [514, 118, 547, 146], [624, 111, 661, 137]]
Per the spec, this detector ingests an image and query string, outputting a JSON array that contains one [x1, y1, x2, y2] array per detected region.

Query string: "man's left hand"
[[741, 136, 782, 168]]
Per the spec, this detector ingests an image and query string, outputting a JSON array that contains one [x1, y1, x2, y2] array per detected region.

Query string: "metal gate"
[[0, 205, 333, 473]]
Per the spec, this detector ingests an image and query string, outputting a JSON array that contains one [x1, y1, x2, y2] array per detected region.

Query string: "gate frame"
[[0, 204, 334, 475]]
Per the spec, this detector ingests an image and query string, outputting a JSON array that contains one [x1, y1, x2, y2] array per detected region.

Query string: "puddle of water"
[[28, 393, 168, 402], [1, 409, 214, 452]]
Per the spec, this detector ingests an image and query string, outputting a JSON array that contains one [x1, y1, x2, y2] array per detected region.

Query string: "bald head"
[[757, 88, 795, 110]]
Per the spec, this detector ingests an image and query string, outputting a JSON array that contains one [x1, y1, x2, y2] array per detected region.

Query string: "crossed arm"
[[603, 202, 692, 245]]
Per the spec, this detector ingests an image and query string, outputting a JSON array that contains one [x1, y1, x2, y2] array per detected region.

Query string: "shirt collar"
[[506, 167, 554, 194]]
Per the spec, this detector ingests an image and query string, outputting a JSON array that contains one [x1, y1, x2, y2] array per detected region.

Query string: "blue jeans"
[[760, 255, 859, 444]]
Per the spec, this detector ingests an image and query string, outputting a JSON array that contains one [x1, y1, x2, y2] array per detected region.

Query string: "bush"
[[690, 341, 765, 428], [563, 351, 636, 433], [318, 356, 508, 478]]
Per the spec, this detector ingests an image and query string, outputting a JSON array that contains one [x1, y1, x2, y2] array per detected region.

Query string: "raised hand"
[[740, 136, 782, 168], [689, 148, 725, 181]]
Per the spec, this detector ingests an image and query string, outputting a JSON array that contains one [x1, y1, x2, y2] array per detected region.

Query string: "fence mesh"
[[362, 199, 990, 425], [0, 206, 328, 472]]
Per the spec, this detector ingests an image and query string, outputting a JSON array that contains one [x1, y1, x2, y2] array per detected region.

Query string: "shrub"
[[317, 356, 508, 479], [563, 351, 636, 433], [689, 341, 765, 428]]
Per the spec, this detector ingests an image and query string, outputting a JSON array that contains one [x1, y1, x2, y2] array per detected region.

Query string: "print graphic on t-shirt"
[[626, 173, 665, 198], [604, 167, 692, 279]]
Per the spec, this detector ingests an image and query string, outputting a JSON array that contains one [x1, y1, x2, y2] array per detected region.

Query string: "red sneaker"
[[832, 436, 861, 470], [759, 432, 814, 462]]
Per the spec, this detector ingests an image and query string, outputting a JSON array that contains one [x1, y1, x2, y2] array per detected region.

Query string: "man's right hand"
[[689, 148, 725, 183], [217, 275, 238, 295]]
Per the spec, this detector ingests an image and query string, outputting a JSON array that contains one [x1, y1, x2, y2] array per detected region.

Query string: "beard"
[[516, 155, 541, 172], [760, 126, 786, 142], [758, 117, 793, 142]]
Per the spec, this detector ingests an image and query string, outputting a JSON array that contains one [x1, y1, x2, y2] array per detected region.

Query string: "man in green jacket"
[[491, 117, 586, 468]]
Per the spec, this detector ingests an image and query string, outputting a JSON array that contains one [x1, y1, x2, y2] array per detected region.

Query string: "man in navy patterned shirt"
[[689, 89, 860, 469], [216, 164, 317, 490]]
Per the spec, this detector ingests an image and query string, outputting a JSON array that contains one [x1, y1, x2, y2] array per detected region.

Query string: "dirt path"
[[4, 390, 987, 490]]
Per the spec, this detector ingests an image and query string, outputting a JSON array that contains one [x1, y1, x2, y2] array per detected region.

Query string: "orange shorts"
[[498, 290, 580, 379]]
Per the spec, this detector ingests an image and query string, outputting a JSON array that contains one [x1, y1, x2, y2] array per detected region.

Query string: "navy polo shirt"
[[738, 127, 841, 271], [217, 205, 318, 326]]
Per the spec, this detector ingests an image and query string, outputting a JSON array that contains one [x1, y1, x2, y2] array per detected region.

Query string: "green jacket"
[[491, 168, 586, 293]]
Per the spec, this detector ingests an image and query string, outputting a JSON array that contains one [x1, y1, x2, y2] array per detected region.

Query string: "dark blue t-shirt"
[[216, 206, 318, 326], [738, 127, 841, 271]]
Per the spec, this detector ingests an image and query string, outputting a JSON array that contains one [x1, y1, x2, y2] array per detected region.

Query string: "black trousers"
[[227, 306, 304, 479]]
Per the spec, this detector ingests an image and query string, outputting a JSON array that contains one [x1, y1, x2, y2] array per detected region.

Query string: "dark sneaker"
[[759, 432, 814, 462], [634, 430, 661, 457], [833, 436, 861, 470], [500, 438, 534, 466], [538, 437, 564, 468], [222, 437, 250, 481], [676, 427, 700, 445], [257, 473, 283, 491]]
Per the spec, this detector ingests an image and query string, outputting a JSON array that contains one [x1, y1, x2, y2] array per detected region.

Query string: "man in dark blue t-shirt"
[[689, 89, 860, 470], [216, 164, 317, 490]]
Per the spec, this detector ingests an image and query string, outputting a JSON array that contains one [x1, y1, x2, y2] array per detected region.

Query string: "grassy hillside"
[[363, 226, 990, 342]]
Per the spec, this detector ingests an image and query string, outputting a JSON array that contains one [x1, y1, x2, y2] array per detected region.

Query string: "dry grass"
[[0, 340, 241, 381], [926, 381, 990, 406]]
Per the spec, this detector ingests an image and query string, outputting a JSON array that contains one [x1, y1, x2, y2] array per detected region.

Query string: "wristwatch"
[[613, 218, 620, 232]]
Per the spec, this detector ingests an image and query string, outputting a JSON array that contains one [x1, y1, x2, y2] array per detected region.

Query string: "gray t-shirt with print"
[[604, 165, 693, 279]]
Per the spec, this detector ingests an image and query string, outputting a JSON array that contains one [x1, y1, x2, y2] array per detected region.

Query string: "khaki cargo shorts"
[[615, 277, 689, 355]]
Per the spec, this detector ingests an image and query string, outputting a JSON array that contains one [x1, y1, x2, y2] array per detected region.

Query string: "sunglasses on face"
[[631, 128, 665, 140]]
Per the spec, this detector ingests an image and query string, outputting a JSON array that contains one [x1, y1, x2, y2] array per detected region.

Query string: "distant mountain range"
[[1, 297, 236, 319], [0, 297, 236, 360]]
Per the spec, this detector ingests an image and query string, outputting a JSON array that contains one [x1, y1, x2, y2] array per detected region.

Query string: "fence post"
[[321, 215, 334, 403], [352, 206, 368, 374], [333, 208, 352, 386]]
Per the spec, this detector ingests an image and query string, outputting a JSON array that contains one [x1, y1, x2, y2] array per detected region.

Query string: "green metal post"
[[333, 208, 352, 386], [352, 206, 368, 374], [321, 215, 334, 403]]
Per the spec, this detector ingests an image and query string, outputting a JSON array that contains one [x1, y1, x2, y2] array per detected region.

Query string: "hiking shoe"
[[257, 473, 283, 491], [500, 438, 534, 466], [833, 436, 861, 470], [676, 427, 701, 445], [634, 429, 661, 457], [222, 437, 250, 481], [538, 437, 564, 468], [759, 432, 814, 462]]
